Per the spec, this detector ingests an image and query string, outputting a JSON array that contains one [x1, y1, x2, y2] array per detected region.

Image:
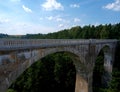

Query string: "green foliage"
[[21, 23, 120, 39], [109, 70, 120, 92], [93, 51, 105, 92], [100, 25, 109, 39], [7, 89, 16, 92], [107, 42, 120, 92]]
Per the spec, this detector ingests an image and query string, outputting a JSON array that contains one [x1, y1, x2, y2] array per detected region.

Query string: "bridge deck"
[[0, 39, 117, 51]]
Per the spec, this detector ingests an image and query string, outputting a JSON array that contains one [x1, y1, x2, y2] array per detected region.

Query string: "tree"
[[100, 25, 109, 39]]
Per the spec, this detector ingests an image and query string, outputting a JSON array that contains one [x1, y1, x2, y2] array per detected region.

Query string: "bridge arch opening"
[[7, 50, 88, 92], [93, 45, 112, 92]]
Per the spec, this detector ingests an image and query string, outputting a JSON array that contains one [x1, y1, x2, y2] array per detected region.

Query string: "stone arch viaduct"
[[0, 39, 118, 92]]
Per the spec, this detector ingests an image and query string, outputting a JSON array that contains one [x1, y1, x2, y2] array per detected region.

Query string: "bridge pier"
[[102, 51, 115, 88], [75, 71, 88, 92], [75, 66, 93, 92], [73, 56, 91, 92]]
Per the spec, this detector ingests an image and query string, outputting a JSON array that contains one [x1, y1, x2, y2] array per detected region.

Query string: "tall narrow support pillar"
[[72, 49, 94, 92], [75, 71, 88, 92], [102, 52, 113, 87]]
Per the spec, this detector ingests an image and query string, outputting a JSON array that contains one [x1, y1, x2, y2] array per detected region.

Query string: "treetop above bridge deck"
[[0, 39, 118, 51]]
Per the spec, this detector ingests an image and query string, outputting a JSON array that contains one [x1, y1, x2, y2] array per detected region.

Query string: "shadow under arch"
[[93, 45, 112, 92], [7, 47, 88, 92]]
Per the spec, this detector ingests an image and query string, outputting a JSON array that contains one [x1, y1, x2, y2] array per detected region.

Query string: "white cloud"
[[70, 4, 80, 8], [41, 0, 64, 11], [39, 17, 43, 20], [0, 18, 10, 24], [58, 23, 72, 31], [46, 15, 64, 22], [58, 24, 64, 28], [10, 0, 20, 2], [0, 22, 56, 35], [103, 0, 120, 11], [22, 5, 32, 13], [56, 17, 63, 22], [46, 16, 54, 20], [74, 18, 81, 22]]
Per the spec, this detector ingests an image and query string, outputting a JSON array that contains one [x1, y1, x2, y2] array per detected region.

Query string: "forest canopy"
[[23, 23, 120, 39]]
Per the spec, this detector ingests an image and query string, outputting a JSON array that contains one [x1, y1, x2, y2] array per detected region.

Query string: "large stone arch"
[[38, 47, 89, 92], [96, 44, 111, 57], [101, 45, 113, 87], [0, 46, 89, 92], [27, 47, 89, 92], [93, 44, 115, 88], [96, 44, 114, 73]]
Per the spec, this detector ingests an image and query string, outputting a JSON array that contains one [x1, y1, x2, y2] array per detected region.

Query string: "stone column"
[[72, 56, 89, 92], [75, 70, 88, 92], [104, 53, 112, 73], [102, 52, 113, 87]]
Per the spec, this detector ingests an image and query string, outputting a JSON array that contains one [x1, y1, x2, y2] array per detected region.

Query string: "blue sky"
[[0, 0, 120, 35]]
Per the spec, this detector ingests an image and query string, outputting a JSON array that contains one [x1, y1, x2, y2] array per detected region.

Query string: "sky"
[[0, 0, 120, 35]]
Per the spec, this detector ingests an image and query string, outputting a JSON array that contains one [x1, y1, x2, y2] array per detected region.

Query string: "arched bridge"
[[0, 39, 118, 92]]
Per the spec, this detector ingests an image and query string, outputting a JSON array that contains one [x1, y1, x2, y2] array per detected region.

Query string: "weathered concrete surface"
[[0, 39, 118, 92], [75, 73, 88, 92]]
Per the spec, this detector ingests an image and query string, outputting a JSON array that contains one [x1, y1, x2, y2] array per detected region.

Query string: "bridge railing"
[[0, 39, 89, 50], [0, 39, 117, 51]]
